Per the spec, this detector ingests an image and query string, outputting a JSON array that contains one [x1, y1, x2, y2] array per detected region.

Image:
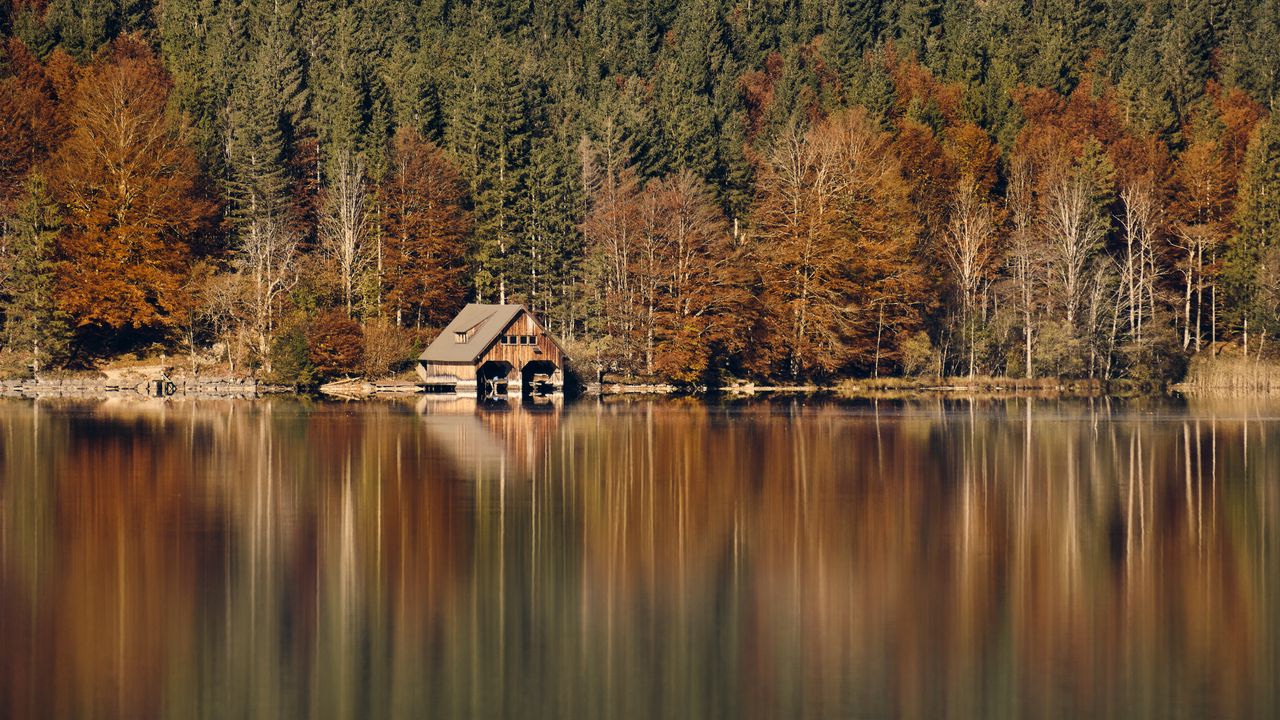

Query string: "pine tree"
[[822, 0, 885, 85], [44, 0, 152, 61], [1223, 113, 1280, 335], [444, 22, 532, 302], [892, 0, 941, 65], [650, 0, 724, 180], [1118, 7, 1176, 138], [849, 46, 897, 129], [159, 0, 239, 176], [1161, 1, 1213, 129], [516, 130, 583, 331], [223, 3, 307, 368], [1219, 0, 1280, 110], [310, 3, 372, 178], [9, 1, 55, 57], [224, 2, 304, 230], [1, 174, 70, 371]]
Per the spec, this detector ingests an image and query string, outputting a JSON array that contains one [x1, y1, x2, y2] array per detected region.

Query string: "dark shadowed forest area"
[[2, 0, 1280, 386]]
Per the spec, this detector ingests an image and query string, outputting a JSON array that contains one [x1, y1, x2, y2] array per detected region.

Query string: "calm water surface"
[[0, 396, 1277, 719]]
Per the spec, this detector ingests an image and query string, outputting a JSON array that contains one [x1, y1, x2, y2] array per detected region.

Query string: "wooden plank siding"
[[417, 311, 564, 384], [477, 313, 563, 375], [420, 363, 476, 381]]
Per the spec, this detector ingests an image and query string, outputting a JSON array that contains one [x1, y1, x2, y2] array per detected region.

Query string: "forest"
[[1, 0, 1279, 385]]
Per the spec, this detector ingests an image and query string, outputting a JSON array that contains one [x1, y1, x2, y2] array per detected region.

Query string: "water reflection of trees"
[[0, 397, 1276, 718]]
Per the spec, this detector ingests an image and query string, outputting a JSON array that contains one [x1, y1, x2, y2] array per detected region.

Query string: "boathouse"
[[417, 304, 567, 396]]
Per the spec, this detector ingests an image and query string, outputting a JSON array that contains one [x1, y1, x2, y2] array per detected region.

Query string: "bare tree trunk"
[[1182, 262, 1193, 349], [1106, 278, 1124, 380], [1210, 249, 1217, 354], [1194, 241, 1203, 353], [1044, 172, 1106, 332], [1008, 158, 1038, 379], [943, 175, 995, 380], [243, 213, 299, 374], [320, 151, 370, 317], [874, 303, 883, 379]]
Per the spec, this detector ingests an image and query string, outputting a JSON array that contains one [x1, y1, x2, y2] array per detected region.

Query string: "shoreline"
[[3, 373, 1251, 402], [0, 375, 288, 400], [312, 375, 1159, 401]]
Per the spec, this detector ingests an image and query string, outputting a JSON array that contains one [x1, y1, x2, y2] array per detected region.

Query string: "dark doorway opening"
[[477, 360, 515, 398], [522, 360, 558, 397]]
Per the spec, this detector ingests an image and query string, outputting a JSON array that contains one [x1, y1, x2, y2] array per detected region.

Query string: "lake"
[[0, 396, 1277, 718]]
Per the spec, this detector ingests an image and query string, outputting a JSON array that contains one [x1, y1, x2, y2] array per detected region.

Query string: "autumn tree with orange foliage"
[[0, 38, 64, 206], [751, 108, 923, 379], [380, 128, 471, 329], [1170, 86, 1266, 352], [45, 36, 212, 348], [641, 170, 752, 383], [4, 2, 1280, 384], [307, 309, 364, 379], [581, 128, 645, 373]]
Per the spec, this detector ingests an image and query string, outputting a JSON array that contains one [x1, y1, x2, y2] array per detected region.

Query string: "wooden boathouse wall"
[[418, 307, 567, 393]]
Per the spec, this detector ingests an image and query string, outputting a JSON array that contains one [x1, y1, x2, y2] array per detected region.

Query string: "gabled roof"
[[417, 303, 529, 364]]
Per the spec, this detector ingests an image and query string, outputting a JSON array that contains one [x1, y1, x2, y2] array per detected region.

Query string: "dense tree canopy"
[[1, 0, 1278, 383], [45, 37, 212, 343]]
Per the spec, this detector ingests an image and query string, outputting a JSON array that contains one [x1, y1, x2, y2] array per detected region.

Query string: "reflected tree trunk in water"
[[0, 399, 1277, 718]]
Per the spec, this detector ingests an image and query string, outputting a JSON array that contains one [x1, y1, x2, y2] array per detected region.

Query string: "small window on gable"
[[454, 332, 466, 343]]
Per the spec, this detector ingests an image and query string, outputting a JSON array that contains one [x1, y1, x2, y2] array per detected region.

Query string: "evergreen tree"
[[223, 2, 307, 367], [1223, 114, 1280, 334], [1161, 1, 1213, 129], [225, 0, 304, 228], [650, 0, 724, 180], [444, 23, 532, 302], [1025, 0, 1103, 94], [849, 46, 896, 129], [892, 0, 941, 65], [1, 174, 70, 370], [159, 0, 242, 176], [514, 129, 583, 331], [312, 3, 368, 175], [1221, 0, 1280, 109], [44, 0, 151, 61], [822, 0, 885, 84], [1118, 7, 1176, 138], [9, 2, 55, 57]]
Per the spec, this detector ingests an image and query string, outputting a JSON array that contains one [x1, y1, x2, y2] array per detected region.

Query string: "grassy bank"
[[831, 376, 1150, 399], [1174, 354, 1280, 395]]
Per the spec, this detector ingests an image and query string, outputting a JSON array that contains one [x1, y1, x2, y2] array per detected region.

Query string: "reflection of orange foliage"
[[0, 409, 224, 719], [574, 403, 744, 609], [567, 400, 1278, 718], [1, 398, 1276, 717]]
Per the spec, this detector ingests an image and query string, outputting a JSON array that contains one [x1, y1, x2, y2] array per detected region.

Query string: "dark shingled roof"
[[418, 304, 528, 364]]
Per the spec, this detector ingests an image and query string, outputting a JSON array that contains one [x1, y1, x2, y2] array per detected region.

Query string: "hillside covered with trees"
[[2, 0, 1279, 385]]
